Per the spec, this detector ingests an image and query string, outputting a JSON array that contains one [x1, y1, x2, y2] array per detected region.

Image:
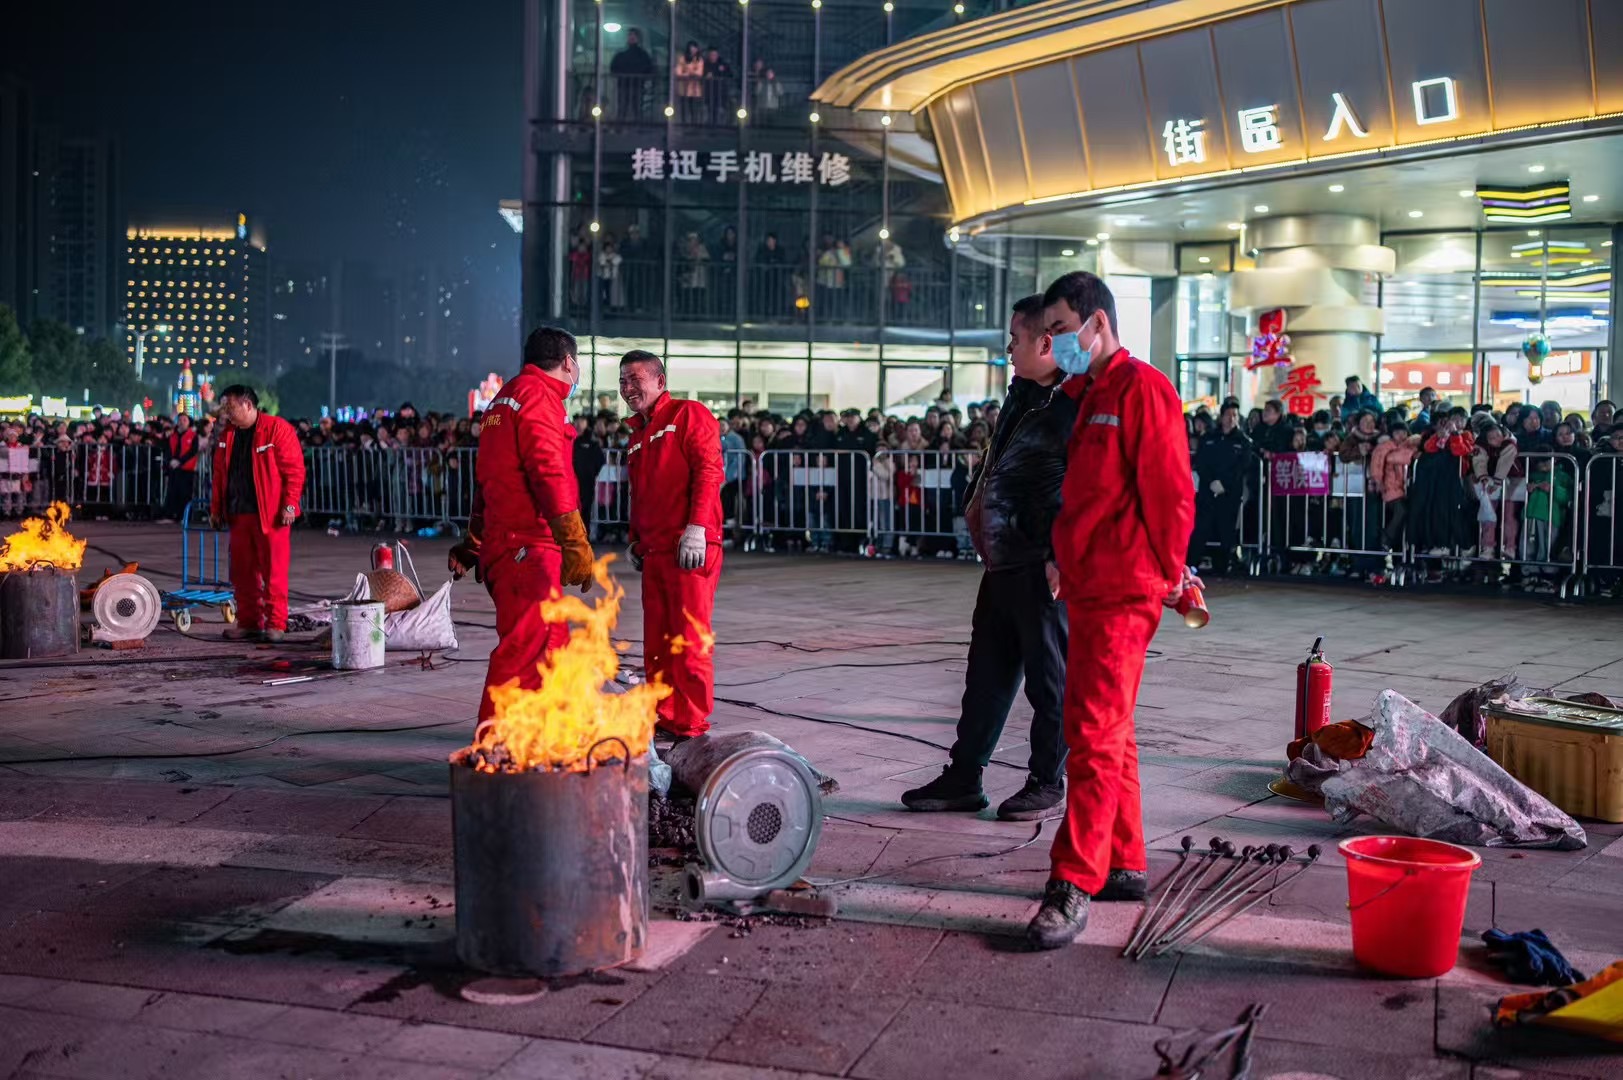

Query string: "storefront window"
[[1383, 233, 1476, 352], [811, 358, 879, 412]]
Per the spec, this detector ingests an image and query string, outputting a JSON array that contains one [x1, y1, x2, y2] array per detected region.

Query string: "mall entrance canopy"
[[814, 0, 1623, 406]]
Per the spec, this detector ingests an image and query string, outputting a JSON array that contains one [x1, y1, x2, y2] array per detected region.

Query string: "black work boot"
[[996, 776, 1065, 821], [1026, 879, 1090, 950], [1094, 869, 1149, 902], [901, 764, 988, 812]]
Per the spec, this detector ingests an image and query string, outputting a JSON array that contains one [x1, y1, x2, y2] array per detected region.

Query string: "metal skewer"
[[1152, 846, 1287, 956], [1123, 835, 1195, 958], [1130, 838, 1229, 960], [1167, 845, 1323, 954], [1152, 845, 1279, 951]]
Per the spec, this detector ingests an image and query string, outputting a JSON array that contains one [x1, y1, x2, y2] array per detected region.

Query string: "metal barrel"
[[0, 568, 80, 659], [450, 751, 649, 978]]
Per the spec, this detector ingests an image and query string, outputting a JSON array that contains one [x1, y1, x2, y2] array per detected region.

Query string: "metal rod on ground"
[[1149, 843, 1256, 947], [1129, 838, 1228, 960], [1165, 846, 1323, 954], [1151, 846, 1293, 957], [1123, 835, 1195, 958], [1151, 844, 1279, 950]]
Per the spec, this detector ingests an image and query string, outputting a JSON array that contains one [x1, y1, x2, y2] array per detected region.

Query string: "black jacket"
[[1193, 428, 1252, 497], [963, 376, 1078, 571]]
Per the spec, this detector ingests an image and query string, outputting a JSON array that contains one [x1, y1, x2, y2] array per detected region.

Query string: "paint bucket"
[[331, 600, 386, 670], [1340, 836, 1481, 978]]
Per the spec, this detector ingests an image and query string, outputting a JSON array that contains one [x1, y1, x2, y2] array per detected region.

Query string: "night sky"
[[12, 0, 524, 360]]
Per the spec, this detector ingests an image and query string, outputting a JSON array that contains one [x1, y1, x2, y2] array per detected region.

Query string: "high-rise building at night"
[[37, 131, 122, 339], [124, 214, 268, 372], [0, 78, 39, 326]]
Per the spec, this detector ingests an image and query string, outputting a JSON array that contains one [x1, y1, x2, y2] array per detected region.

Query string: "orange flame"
[[668, 610, 715, 657], [0, 502, 86, 572], [459, 555, 670, 772]]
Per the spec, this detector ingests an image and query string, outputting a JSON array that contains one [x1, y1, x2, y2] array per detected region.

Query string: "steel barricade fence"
[[591, 449, 631, 536], [871, 448, 980, 555], [755, 449, 875, 549], [720, 448, 756, 545], [1400, 449, 1582, 592], [300, 446, 354, 526], [442, 447, 477, 527], [1582, 453, 1623, 591], [1188, 455, 1263, 576], [1258, 451, 1406, 576]]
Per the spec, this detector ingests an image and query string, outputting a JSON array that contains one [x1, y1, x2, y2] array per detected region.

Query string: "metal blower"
[[677, 741, 831, 916], [88, 573, 162, 647]]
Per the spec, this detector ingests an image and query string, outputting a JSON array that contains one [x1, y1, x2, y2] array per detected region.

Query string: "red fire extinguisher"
[[1294, 637, 1334, 740], [371, 543, 395, 571]]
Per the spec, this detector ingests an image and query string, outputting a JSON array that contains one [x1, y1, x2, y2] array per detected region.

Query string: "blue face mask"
[[1050, 323, 1095, 375]]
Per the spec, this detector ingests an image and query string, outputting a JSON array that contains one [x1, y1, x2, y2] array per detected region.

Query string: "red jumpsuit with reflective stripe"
[[471, 367, 578, 727], [626, 392, 724, 736], [210, 414, 305, 632], [1049, 349, 1194, 894]]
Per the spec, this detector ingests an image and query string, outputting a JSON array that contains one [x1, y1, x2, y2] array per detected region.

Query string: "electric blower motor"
[[89, 573, 162, 645]]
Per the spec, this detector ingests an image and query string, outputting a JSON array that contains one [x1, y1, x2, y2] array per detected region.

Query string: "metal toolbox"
[[1485, 698, 1623, 823]]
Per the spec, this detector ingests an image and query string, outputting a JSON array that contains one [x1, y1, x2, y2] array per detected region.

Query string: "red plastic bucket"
[[1340, 836, 1481, 978]]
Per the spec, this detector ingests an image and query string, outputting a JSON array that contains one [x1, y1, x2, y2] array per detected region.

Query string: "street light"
[[132, 324, 171, 380]]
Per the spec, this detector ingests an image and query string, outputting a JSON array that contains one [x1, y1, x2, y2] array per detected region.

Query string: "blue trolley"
[[163, 500, 235, 631]]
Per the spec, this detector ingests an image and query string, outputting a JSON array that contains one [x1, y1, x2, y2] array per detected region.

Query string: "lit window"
[[1437, 372, 1453, 386], [1407, 371, 1423, 385]]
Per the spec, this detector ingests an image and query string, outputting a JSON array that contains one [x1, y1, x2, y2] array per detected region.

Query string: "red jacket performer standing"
[[1026, 272, 1197, 950], [448, 327, 596, 734], [210, 386, 306, 644], [618, 350, 724, 739]]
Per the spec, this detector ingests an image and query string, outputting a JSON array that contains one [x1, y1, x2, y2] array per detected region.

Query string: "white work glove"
[[1210, 480, 1225, 496], [677, 524, 708, 570]]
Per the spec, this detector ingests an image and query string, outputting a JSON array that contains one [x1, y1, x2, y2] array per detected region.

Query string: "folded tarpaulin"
[[1496, 960, 1623, 1043], [1309, 689, 1587, 850]]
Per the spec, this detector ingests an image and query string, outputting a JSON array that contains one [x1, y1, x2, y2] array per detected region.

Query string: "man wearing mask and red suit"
[[448, 327, 595, 735], [1025, 271, 1197, 950], [210, 386, 305, 643], [618, 350, 723, 740]]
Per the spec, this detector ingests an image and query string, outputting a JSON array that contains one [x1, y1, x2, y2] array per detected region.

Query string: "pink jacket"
[[1369, 435, 1420, 502]]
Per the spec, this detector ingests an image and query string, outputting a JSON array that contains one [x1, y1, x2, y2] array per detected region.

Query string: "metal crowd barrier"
[[754, 449, 875, 549], [1255, 451, 1406, 576], [1580, 453, 1623, 596], [867, 449, 980, 554], [4, 444, 202, 520]]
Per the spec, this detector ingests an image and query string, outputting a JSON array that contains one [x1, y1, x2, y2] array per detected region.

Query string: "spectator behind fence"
[[675, 42, 705, 124], [1188, 403, 1250, 576], [1341, 375, 1380, 419], [610, 29, 655, 121], [1370, 420, 1420, 552]]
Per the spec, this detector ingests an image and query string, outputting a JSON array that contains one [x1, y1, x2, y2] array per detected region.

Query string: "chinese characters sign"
[[1157, 79, 1459, 167], [1269, 452, 1331, 497], [632, 149, 852, 186], [1276, 363, 1324, 418]]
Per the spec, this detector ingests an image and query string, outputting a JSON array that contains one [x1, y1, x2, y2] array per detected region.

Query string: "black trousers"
[[1188, 491, 1241, 574], [949, 563, 1068, 784]]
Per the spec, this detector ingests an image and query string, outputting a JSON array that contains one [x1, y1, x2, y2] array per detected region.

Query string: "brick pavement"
[[0, 521, 1620, 1078]]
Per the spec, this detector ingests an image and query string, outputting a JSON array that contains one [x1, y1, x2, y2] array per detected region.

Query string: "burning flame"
[[668, 610, 715, 657], [0, 502, 87, 572], [460, 555, 670, 772]]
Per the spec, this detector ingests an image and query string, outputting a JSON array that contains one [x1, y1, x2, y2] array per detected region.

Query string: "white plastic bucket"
[[332, 600, 386, 670]]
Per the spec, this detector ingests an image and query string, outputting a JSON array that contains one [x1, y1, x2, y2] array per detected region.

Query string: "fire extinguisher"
[[1294, 637, 1334, 741]]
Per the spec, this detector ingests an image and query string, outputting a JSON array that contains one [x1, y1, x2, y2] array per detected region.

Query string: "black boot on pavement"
[[996, 776, 1065, 821], [901, 764, 988, 812], [1094, 869, 1148, 902], [1026, 879, 1090, 950]]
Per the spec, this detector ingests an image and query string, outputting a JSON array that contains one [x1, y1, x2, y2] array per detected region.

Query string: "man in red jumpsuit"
[[1026, 271, 1196, 949], [210, 386, 306, 643], [618, 350, 724, 739], [448, 327, 595, 735]]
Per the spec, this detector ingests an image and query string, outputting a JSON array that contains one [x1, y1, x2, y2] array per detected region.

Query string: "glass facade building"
[[520, 0, 1054, 413], [526, 0, 1623, 417]]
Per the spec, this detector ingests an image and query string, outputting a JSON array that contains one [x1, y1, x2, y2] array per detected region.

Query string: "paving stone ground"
[[1, 521, 1621, 1079]]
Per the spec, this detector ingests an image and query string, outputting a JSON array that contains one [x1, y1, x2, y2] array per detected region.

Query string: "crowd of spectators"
[[601, 33, 786, 125], [1187, 375, 1623, 592], [6, 378, 1620, 591]]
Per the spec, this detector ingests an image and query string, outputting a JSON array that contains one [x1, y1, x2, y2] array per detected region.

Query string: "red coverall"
[[626, 391, 724, 736], [1049, 348, 1194, 895], [210, 414, 306, 632], [471, 366, 578, 727]]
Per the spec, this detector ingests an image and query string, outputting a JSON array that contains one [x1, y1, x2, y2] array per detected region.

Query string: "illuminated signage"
[[1162, 118, 1207, 166], [632, 148, 852, 186], [1323, 92, 1369, 140], [1237, 106, 1282, 153]]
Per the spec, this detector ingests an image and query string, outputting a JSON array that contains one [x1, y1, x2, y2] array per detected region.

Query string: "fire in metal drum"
[[0, 567, 80, 659], [451, 754, 649, 978]]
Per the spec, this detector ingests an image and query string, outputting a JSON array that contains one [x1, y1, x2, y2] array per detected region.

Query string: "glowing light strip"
[[1476, 185, 1570, 200]]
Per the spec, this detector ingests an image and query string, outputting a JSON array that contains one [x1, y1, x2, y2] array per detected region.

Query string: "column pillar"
[[1229, 214, 1394, 402]]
